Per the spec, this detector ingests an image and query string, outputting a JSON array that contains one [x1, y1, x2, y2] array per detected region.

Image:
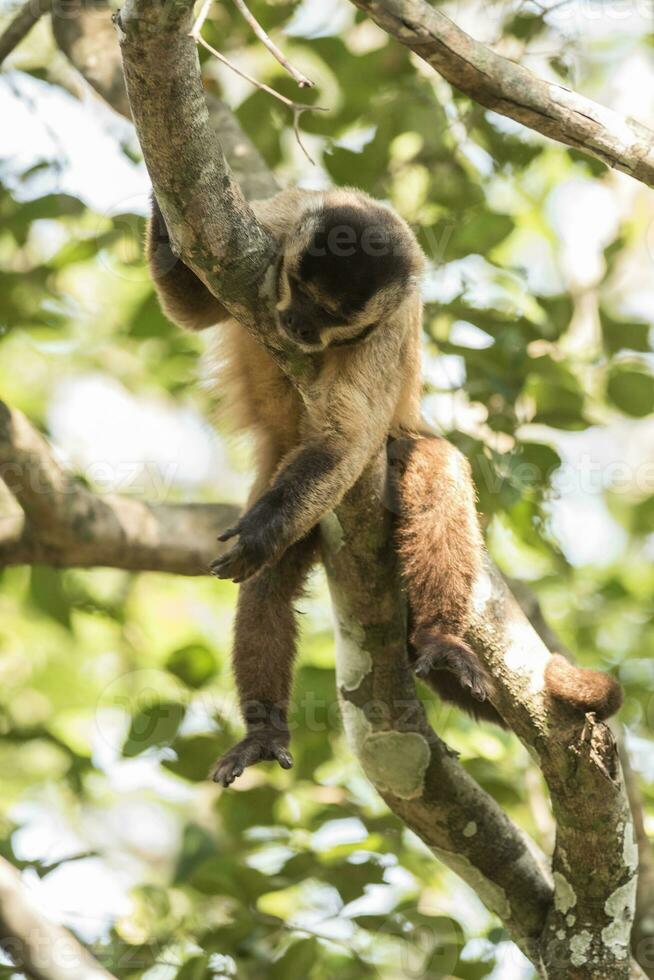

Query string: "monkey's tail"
[[544, 653, 623, 721]]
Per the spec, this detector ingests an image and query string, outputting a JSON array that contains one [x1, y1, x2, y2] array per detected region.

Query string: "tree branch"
[[511, 577, 654, 979], [0, 855, 116, 980], [0, 401, 239, 574], [621, 743, 654, 977], [231, 0, 314, 89], [321, 453, 553, 964], [0, 0, 51, 67], [349, 0, 654, 188], [115, 0, 282, 350], [468, 565, 637, 978]]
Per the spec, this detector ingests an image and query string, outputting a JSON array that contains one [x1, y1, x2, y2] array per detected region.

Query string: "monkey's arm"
[[147, 195, 230, 330], [211, 434, 379, 582], [212, 347, 401, 582]]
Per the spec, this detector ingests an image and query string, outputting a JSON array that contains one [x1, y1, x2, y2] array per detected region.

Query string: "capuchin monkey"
[[147, 186, 623, 787]]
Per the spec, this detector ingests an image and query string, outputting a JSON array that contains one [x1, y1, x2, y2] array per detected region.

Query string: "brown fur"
[[392, 436, 623, 725], [148, 188, 622, 784], [391, 436, 504, 725], [545, 653, 623, 720]]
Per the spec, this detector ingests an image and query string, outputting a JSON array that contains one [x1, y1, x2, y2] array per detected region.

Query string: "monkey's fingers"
[[210, 553, 237, 578], [210, 550, 256, 583], [217, 524, 241, 543], [272, 745, 293, 770], [413, 640, 493, 703]]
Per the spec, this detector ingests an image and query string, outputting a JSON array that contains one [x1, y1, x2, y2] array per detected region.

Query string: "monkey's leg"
[[394, 435, 623, 725], [391, 435, 499, 719], [211, 530, 318, 788]]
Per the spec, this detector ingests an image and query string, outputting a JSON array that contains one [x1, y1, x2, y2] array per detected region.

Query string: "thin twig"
[[190, 0, 212, 40], [0, 0, 51, 67], [232, 0, 314, 88], [191, 33, 327, 164]]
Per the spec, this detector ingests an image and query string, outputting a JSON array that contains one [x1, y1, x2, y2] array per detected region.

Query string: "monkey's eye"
[[289, 274, 310, 298], [317, 305, 344, 325]]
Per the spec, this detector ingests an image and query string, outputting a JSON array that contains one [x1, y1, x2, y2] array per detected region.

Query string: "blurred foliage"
[[1, 0, 653, 977]]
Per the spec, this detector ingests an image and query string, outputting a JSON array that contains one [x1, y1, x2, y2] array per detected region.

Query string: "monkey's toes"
[[210, 731, 293, 787], [464, 668, 492, 702], [413, 650, 492, 703]]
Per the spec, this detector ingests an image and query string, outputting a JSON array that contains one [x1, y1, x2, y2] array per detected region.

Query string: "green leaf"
[[632, 495, 654, 535], [175, 955, 211, 980], [29, 566, 72, 628], [123, 701, 185, 757], [601, 310, 651, 354], [165, 644, 217, 688], [521, 364, 586, 432], [607, 364, 654, 417], [189, 856, 271, 900], [426, 211, 513, 262], [163, 732, 233, 782], [270, 938, 319, 979], [127, 292, 175, 339], [506, 11, 545, 40], [174, 824, 217, 884], [517, 441, 562, 488]]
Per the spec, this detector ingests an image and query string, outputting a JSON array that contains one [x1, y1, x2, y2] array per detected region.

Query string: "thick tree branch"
[[0, 401, 239, 574], [115, 0, 282, 351], [0, 854, 116, 980], [468, 566, 637, 978], [622, 743, 654, 977], [511, 578, 654, 978], [349, 0, 654, 188], [321, 453, 553, 964]]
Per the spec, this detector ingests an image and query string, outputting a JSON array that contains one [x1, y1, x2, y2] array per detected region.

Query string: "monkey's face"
[[276, 267, 351, 352], [275, 202, 422, 352]]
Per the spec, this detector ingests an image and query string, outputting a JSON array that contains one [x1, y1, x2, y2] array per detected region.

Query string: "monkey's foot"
[[413, 640, 492, 703], [210, 729, 293, 787]]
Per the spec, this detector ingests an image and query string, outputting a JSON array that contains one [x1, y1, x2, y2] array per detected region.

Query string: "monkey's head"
[[275, 196, 423, 352]]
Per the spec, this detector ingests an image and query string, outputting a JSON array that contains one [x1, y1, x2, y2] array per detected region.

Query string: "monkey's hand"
[[210, 523, 268, 583], [210, 497, 287, 583], [210, 729, 293, 787]]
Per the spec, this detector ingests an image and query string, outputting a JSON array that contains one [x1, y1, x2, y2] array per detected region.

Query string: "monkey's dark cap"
[[299, 204, 414, 313]]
